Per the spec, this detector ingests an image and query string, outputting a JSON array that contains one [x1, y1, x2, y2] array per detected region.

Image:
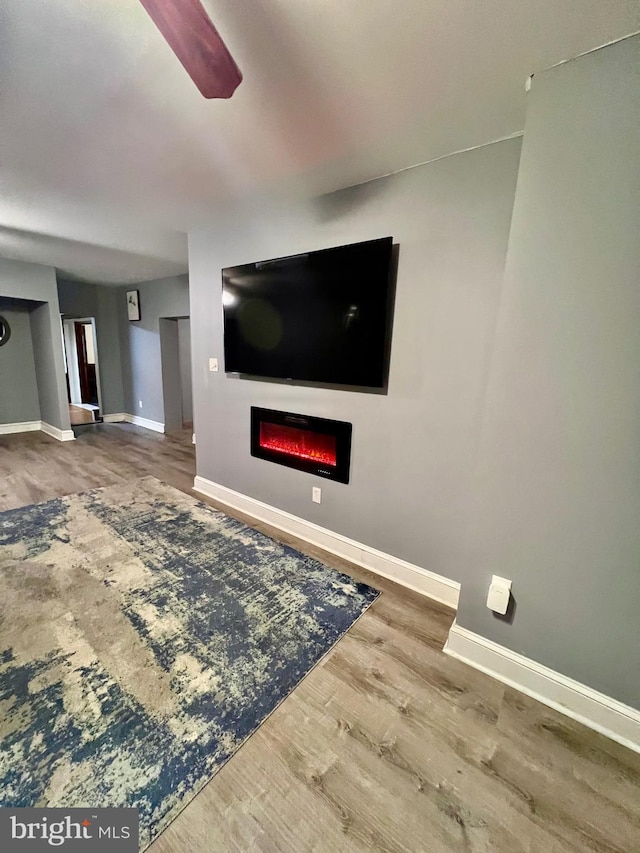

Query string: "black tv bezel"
[[221, 236, 394, 390]]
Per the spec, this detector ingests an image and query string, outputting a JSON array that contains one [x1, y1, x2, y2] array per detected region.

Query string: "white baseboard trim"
[[40, 422, 75, 442], [193, 475, 460, 608], [0, 420, 75, 441], [444, 621, 640, 754], [103, 413, 165, 433], [0, 421, 42, 436], [126, 414, 164, 433]]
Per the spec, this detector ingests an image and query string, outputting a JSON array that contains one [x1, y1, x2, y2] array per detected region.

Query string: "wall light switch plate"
[[138, 400, 143, 409], [312, 487, 322, 504], [209, 358, 219, 372]]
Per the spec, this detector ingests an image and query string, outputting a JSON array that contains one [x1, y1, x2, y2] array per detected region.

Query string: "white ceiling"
[[1, 0, 639, 284]]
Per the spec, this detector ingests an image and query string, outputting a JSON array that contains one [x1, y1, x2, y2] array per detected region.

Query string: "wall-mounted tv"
[[222, 236, 394, 388]]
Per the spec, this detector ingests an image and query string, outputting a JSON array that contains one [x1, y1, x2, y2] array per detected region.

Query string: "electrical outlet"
[[487, 575, 512, 615], [312, 487, 322, 504], [209, 357, 219, 372], [138, 400, 143, 409]]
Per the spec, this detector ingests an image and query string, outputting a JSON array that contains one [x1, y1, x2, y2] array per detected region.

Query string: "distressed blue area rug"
[[0, 477, 378, 849]]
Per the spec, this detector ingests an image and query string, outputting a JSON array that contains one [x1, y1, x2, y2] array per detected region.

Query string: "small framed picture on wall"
[[127, 290, 141, 321]]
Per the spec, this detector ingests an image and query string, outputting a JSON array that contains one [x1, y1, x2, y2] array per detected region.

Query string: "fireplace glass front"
[[251, 408, 352, 483]]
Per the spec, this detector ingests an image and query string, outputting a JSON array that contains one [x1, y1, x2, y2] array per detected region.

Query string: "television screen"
[[222, 236, 394, 388]]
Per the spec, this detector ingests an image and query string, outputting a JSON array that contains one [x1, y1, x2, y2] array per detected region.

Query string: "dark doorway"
[[75, 322, 99, 406], [62, 317, 102, 427]]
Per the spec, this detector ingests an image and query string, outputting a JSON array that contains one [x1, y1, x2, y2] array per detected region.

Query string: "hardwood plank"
[[69, 405, 95, 425], [1, 424, 639, 852]]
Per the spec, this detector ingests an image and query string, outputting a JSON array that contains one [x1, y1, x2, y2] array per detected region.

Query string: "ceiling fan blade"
[[138, 0, 242, 99]]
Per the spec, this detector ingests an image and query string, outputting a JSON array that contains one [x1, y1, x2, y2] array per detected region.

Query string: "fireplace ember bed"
[[250, 407, 352, 483]]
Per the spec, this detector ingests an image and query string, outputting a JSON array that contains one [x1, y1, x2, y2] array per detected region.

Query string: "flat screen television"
[[221, 236, 394, 388]]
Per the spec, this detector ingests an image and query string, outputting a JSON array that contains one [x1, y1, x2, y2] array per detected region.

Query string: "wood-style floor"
[[1, 425, 639, 852], [69, 404, 96, 425]]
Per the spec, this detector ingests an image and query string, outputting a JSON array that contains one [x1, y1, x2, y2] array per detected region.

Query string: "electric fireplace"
[[250, 407, 352, 483]]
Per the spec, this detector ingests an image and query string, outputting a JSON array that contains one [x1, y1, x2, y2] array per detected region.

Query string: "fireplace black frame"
[[250, 407, 352, 483]]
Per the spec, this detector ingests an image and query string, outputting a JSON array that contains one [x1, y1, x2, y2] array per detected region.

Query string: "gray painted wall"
[[456, 36, 640, 709], [57, 279, 125, 414], [0, 300, 40, 424], [0, 258, 70, 431], [188, 138, 521, 582], [178, 318, 193, 424], [30, 303, 65, 428], [117, 275, 190, 425]]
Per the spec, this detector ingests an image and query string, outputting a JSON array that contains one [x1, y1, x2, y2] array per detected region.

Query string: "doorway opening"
[[160, 317, 192, 434], [62, 317, 103, 426]]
